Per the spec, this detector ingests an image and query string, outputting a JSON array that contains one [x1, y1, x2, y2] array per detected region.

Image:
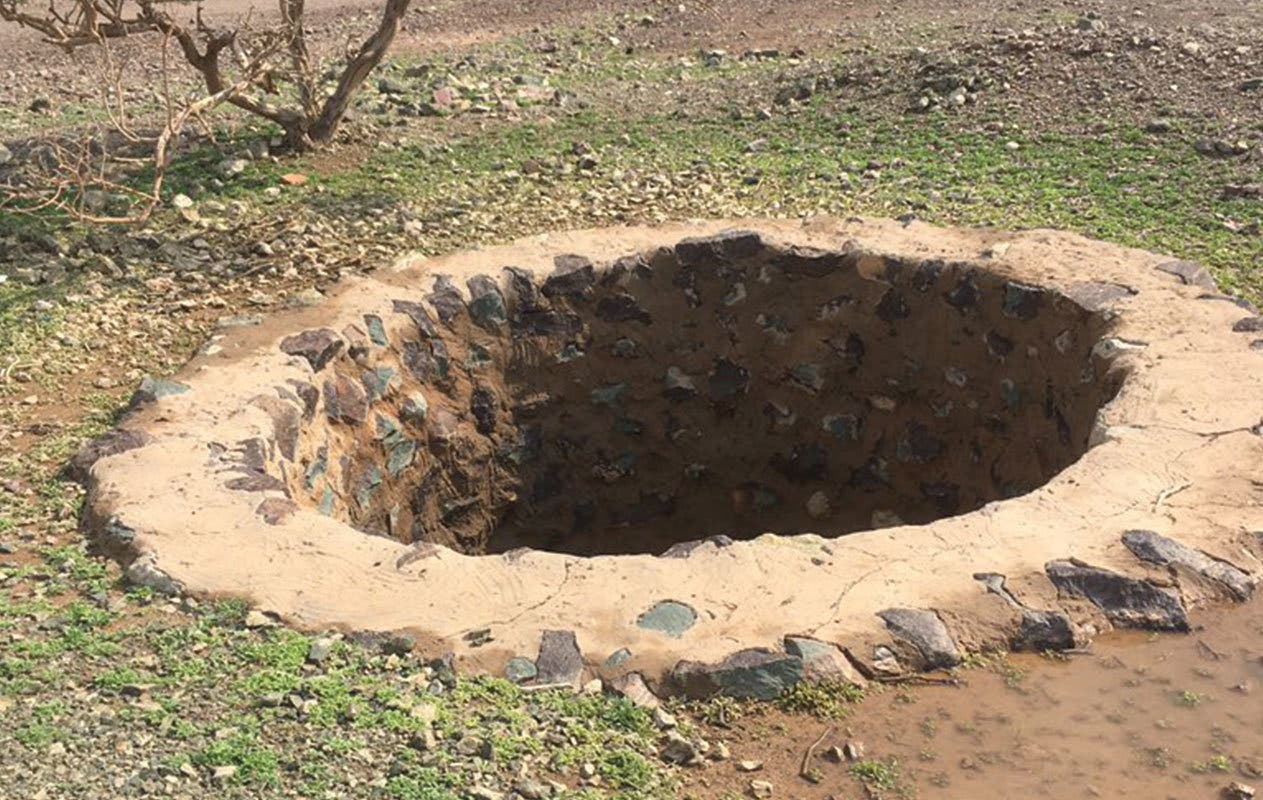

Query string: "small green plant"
[[190, 733, 282, 787], [687, 694, 744, 727], [850, 758, 901, 791], [776, 679, 864, 719], [1176, 690, 1204, 707], [1190, 754, 1233, 773]]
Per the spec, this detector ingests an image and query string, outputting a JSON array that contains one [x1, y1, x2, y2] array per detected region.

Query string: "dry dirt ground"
[[1, 0, 1262, 798]]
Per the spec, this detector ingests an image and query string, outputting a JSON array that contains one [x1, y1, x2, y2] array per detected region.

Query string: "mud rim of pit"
[[76, 217, 1263, 700]]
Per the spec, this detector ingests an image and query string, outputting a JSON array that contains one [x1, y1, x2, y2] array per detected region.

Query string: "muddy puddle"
[[683, 595, 1263, 798]]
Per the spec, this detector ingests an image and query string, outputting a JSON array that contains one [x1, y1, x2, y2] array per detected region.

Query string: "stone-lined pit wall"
[[274, 233, 1118, 556]]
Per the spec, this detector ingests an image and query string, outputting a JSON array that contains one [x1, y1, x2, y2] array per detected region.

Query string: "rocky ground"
[[1, 0, 1262, 797]]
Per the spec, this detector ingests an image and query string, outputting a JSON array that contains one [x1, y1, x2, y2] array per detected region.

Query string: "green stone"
[[637, 600, 697, 638], [387, 440, 416, 477], [504, 656, 537, 683]]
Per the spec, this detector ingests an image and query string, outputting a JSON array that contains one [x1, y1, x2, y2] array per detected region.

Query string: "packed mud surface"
[[309, 236, 1116, 557], [684, 593, 1263, 798]]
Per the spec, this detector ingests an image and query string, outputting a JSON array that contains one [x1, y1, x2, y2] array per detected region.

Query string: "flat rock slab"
[[1046, 559, 1190, 632], [532, 630, 583, 688], [1122, 529, 1255, 601], [673, 648, 804, 700], [877, 608, 962, 670]]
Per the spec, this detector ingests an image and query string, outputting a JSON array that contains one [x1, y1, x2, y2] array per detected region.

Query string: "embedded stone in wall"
[[280, 328, 343, 372]]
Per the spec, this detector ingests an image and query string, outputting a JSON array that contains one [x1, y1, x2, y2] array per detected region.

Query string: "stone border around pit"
[[76, 217, 1263, 701]]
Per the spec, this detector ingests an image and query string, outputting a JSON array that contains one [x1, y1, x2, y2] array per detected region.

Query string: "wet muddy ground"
[[686, 594, 1263, 798]]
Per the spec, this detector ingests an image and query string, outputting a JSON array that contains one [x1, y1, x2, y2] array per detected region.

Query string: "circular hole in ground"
[[301, 231, 1120, 557]]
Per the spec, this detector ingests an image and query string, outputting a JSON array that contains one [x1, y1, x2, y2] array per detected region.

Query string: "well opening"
[[287, 231, 1119, 557]]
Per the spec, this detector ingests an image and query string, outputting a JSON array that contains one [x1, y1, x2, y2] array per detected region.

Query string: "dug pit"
[[297, 231, 1117, 558], [78, 218, 1263, 699]]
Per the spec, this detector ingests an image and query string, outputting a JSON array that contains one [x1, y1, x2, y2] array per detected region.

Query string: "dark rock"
[[1063, 281, 1135, 312], [427, 276, 466, 325], [1198, 294, 1258, 313], [541, 254, 596, 297], [360, 366, 398, 402], [674, 230, 764, 264], [511, 309, 584, 337], [945, 275, 981, 311], [467, 275, 507, 328], [1013, 608, 1078, 651], [323, 373, 369, 424], [381, 633, 417, 656], [503, 266, 541, 311], [1045, 558, 1189, 631], [401, 341, 438, 382], [772, 245, 850, 278], [69, 429, 152, 483], [1233, 316, 1263, 333], [280, 328, 344, 372], [595, 293, 652, 324], [225, 471, 287, 493], [673, 648, 803, 700], [392, 299, 439, 337], [877, 608, 961, 669], [895, 422, 944, 464], [533, 629, 583, 687], [1122, 529, 1255, 601], [1155, 260, 1217, 291], [470, 387, 498, 434], [1002, 282, 1043, 319], [429, 339, 450, 379], [287, 380, 320, 419]]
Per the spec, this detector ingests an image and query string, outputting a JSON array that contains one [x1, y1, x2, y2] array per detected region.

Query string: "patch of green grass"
[[385, 768, 462, 800], [93, 666, 148, 692], [850, 758, 902, 791], [599, 749, 662, 796], [777, 679, 865, 719], [190, 732, 282, 788]]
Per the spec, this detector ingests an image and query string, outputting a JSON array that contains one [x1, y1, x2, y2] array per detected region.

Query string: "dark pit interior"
[[277, 231, 1120, 556]]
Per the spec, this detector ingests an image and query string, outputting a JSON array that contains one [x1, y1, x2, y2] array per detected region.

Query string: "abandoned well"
[[78, 218, 1263, 697], [289, 232, 1118, 557]]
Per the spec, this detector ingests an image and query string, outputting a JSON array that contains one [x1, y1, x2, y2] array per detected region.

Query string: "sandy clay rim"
[[76, 217, 1263, 699]]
